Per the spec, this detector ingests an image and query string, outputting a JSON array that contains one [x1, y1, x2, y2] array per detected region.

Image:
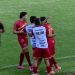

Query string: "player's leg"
[[49, 40, 61, 72], [44, 49, 51, 74], [50, 56, 61, 72], [44, 48, 55, 75], [18, 38, 32, 70], [32, 48, 42, 75], [23, 46, 32, 71], [17, 38, 25, 69], [18, 46, 32, 70], [44, 58, 51, 75], [18, 51, 25, 69], [33, 48, 42, 72], [32, 58, 38, 75]]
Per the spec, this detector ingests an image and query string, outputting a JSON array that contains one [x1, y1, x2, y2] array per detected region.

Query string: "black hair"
[[30, 16, 36, 23], [0, 22, 4, 29], [20, 12, 27, 19], [40, 16, 46, 22], [34, 18, 40, 26]]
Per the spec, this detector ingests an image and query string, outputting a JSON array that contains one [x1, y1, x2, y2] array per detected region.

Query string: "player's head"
[[0, 22, 4, 33], [40, 16, 47, 23], [20, 12, 27, 20], [34, 18, 41, 26], [0, 22, 4, 29], [30, 16, 36, 23]]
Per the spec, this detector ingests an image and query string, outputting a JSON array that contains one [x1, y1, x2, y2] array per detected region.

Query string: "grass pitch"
[[0, 0, 75, 75]]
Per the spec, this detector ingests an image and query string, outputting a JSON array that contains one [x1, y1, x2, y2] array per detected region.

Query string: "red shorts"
[[48, 38, 55, 56], [18, 37, 28, 48], [33, 48, 50, 59]]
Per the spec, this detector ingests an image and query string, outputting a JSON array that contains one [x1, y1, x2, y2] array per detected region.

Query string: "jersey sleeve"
[[46, 23, 52, 30]]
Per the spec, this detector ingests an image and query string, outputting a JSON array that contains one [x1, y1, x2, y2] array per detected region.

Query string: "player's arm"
[[13, 22, 24, 34], [48, 32, 56, 38], [28, 30, 34, 37], [46, 25, 56, 38], [13, 29, 24, 34], [26, 30, 32, 37], [47, 29, 56, 38]]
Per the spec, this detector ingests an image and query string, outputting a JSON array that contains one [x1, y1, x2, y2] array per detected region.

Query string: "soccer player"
[[26, 16, 36, 50], [32, 18, 52, 75], [13, 12, 32, 70], [40, 16, 61, 73]]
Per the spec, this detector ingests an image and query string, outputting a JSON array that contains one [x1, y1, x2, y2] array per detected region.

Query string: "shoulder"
[[14, 20, 21, 27], [45, 23, 52, 29]]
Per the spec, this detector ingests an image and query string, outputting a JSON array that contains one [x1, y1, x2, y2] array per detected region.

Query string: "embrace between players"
[[13, 12, 61, 75]]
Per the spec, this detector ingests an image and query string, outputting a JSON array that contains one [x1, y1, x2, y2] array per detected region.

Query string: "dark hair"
[[34, 18, 40, 26], [30, 16, 36, 23], [0, 22, 4, 29], [40, 16, 46, 22], [20, 12, 27, 19]]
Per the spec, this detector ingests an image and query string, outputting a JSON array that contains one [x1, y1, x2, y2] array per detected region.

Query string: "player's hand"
[[19, 29, 24, 33]]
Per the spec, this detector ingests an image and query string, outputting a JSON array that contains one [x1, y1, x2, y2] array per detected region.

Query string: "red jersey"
[[14, 20, 27, 38], [44, 23, 55, 55], [44, 23, 55, 39]]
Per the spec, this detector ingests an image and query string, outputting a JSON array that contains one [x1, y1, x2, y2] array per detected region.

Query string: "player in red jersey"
[[13, 12, 32, 71], [40, 16, 61, 73]]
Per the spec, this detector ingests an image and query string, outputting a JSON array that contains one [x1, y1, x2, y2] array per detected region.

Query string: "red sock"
[[51, 57, 57, 69], [47, 66, 51, 74], [19, 53, 24, 66], [25, 52, 32, 66], [33, 67, 38, 74]]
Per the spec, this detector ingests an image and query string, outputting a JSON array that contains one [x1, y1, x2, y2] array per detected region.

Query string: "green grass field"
[[0, 0, 75, 75]]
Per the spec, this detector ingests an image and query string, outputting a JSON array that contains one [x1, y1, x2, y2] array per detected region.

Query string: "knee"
[[22, 47, 29, 53]]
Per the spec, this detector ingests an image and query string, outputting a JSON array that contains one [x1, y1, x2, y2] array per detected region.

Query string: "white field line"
[[56, 55, 75, 60], [0, 55, 75, 70]]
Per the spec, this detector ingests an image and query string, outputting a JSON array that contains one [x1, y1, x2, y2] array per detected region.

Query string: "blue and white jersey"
[[26, 24, 36, 48], [33, 26, 48, 48]]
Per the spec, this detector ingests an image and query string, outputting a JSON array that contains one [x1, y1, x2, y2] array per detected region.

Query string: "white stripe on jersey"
[[33, 26, 48, 48], [26, 24, 36, 48]]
